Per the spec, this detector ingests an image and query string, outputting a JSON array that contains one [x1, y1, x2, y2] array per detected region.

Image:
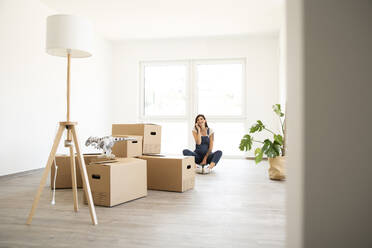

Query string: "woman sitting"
[[183, 114, 222, 173]]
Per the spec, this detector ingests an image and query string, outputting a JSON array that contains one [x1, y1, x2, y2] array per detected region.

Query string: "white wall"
[[287, 0, 372, 247], [0, 0, 114, 176], [279, 4, 287, 110], [111, 35, 280, 155], [286, 0, 304, 247]]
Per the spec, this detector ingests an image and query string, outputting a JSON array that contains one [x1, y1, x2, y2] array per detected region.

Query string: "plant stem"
[[252, 139, 264, 144], [279, 117, 284, 135], [264, 128, 276, 135]]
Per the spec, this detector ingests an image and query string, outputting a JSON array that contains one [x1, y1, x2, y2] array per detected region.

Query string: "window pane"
[[207, 122, 246, 156], [144, 65, 187, 116], [197, 63, 243, 116], [155, 122, 188, 155]]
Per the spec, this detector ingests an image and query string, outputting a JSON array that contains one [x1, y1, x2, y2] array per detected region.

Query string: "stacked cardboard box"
[[139, 155, 195, 192], [84, 158, 147, 207], [50, 153, 109, 189], [112, 135, 143, 158], [51, 123, 196, 209], [112, 123, 196, 193], [112, 124, 161, 154]]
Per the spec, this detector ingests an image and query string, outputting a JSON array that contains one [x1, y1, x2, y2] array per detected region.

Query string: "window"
[[143, 63, 187, 116], [140, 59, 246, 157], [196, 63, 244, 116]]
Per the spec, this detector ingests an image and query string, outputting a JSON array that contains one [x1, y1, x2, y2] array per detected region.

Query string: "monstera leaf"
[[254, 140, 270, 164], [239, 134, 253, 151], [274, 134, 283, 146], [239, 104, 286, 164], [250, 120, 265, 133], [264, 139, 281, 158], [254, 148, 263, 164], [273, 104, 284, 117]]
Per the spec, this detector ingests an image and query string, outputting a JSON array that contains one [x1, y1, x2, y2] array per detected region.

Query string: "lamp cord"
[[51, 159, 58, 205]]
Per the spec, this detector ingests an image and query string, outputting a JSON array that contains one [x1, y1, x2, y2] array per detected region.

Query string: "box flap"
[[142, 154, 165, 157], [113, 135, 143, 140], [140, 154, 188, 160], [90, 159, 118, 165]]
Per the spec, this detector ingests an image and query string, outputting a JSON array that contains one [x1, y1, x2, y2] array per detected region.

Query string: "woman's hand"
[[201, 157, 207, 165], [195, 123, 201, 132]]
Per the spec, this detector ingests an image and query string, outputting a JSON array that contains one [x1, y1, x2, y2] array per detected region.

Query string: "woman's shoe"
[[196, 164, 203, 174], [202, 165, 210, 174]]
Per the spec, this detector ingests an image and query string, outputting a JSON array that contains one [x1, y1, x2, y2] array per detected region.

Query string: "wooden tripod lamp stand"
[[26, 15, 97, 225]]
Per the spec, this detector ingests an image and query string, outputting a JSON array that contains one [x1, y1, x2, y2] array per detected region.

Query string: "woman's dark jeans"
[[183, 149, 223, 166]]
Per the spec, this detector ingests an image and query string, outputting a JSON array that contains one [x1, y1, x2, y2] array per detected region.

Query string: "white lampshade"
[[46, 15, 93, 58]]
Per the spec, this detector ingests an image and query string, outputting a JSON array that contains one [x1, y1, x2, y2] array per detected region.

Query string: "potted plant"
[[239, 104, 286, 180]]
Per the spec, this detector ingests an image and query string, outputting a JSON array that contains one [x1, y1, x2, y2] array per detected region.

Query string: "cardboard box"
[[50, 153, 108, 189], [112, 124, 161, 154], [139, 155, 195, 192], [85, 158, 147, 207], [112, 135, 143, 158]]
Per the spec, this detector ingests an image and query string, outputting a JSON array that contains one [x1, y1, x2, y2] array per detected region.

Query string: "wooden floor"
[[0, 159, 285, 248]]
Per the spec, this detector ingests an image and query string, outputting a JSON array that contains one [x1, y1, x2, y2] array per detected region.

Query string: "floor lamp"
[[26, 15, 98, 225]]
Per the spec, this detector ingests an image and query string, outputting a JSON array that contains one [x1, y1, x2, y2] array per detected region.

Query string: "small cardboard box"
[[50, 154, 107, 189], [112, 135, 143, 158], [112, 123, 161, 154], [139, 155, 195, 192], [85, 158, 147, 207]]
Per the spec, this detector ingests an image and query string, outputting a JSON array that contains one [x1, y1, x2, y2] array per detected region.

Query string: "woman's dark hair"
[[194, 114, 208, 132]]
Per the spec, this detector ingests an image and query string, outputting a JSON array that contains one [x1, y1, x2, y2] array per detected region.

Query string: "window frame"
[[139, 60, 190, 120], [139, 58, 247, 158], [193, 58, 247, 119]]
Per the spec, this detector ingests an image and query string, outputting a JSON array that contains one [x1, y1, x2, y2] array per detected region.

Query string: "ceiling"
[[40, 0, 284, 41]]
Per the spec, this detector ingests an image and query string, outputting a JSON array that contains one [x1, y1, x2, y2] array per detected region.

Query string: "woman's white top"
[[192, 127, 214, 137]]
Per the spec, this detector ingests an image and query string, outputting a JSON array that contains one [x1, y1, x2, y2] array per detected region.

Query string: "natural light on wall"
[[140, 59, 246, 157]]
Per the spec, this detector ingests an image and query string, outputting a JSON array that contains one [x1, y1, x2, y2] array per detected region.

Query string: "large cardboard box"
[[85, 158, 147, 207], [112, 124, 161, 154], [139, 155, 195, 192], [50, 154, 108, 189], [112, 135, 143, 158]]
